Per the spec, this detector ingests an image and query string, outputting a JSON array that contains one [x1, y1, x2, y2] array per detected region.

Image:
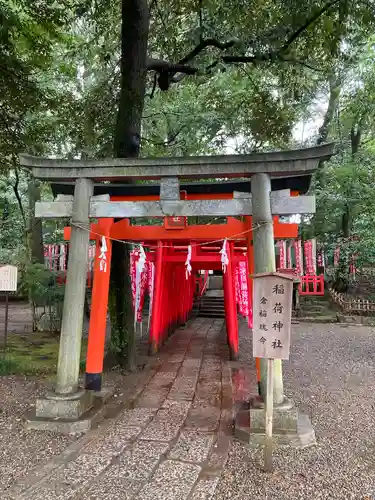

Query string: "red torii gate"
[[64, 199, 299, 391]]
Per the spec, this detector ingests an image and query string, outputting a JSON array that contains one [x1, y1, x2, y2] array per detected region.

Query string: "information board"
[[0, 265, 18, 292], [252, 273, 293, 360]]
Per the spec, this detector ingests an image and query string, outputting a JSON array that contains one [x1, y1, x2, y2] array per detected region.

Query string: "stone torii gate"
[[20, 144, 334, 433]]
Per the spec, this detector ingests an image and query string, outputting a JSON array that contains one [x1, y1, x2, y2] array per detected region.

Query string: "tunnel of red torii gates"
[[55, 175, 316, 393]]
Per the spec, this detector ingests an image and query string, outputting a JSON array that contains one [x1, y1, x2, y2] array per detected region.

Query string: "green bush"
[[18, 263, 66, 331], [0, 357, 21, 375]]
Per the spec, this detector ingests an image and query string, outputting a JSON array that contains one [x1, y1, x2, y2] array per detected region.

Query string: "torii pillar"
[[236, 173, 317, 448], [251, 174, 284, 404]]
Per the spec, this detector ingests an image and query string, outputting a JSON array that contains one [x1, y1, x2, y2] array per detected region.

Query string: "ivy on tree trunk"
[[109, 0, 150, 371]]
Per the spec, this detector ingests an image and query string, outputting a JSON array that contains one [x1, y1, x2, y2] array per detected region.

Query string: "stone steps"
[[297, 294, 338, 323], [195, 294, 225, 319]]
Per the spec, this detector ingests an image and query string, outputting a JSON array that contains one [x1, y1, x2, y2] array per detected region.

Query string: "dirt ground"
[[0, 301, 33, 336]]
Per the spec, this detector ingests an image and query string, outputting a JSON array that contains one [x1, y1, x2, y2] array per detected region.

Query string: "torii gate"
[[20, 144, 334, 430], [63, 213, 299, 390]]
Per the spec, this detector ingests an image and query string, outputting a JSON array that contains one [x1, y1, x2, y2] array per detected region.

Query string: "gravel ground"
[[215, 322, 375, 500], [0, 371, 133, 493], [0, 376, 79, 491]]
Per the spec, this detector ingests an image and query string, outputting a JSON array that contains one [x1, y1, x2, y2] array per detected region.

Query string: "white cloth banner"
[[220, 239, 229, 274], [99, 236, 108, 272], [185, 245, 192, 279]]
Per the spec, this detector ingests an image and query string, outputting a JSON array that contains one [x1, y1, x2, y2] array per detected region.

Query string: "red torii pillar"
[[223, 241, 239, 360], [85, 218, 113, 391], [149, 241, 164, 355]]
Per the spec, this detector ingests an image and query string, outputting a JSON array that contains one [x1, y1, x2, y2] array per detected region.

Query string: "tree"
[[72, 0, 375, 367], [308, 40, 375, 289], [3, 0, 375, 365]]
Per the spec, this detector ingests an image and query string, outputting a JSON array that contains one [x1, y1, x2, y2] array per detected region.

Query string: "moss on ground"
[[0, 332, 87, 376]]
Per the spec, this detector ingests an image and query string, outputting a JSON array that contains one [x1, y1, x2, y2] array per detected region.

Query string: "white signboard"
[[0, 265, 18, 292], [252, 273, 293, 360]]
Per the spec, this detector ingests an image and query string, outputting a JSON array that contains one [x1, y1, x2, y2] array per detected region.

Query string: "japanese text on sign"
[[0, 265, 18, 292], [252, 273, 293, 360]]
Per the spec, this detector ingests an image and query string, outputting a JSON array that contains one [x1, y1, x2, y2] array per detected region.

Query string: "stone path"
[[6, 318, 234, 500]]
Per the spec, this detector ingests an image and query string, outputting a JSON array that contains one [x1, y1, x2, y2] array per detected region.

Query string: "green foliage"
[[19, 263, 65, 305], [0, 333, 88, 377], [2, 0, 375, 315]]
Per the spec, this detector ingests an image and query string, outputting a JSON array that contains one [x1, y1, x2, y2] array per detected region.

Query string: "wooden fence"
[[329, 288, 375, 315]]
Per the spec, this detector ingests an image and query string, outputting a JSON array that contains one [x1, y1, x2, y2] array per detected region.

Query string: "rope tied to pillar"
[[220, 238, 229, 274], [185, 244, 192, 279], [70, 220, 271, 249]]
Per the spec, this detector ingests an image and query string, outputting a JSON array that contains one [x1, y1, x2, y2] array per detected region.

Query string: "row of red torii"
[[19, 144, 333, 427], [44, 233, 324, 336], [63, 215, 325, 391]]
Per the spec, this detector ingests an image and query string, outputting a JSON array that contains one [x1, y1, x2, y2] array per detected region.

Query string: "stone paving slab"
[[185, 405, 221, 432], [141, 403, 191, 441], [116, 407, 157, 427], [116, 440, 170, 480], [6, 318, 233, 500], [135, 460, 201, 500], [169, 430, 215, 463], [189, 476, 220, 500], [78, 475, 142, 500]]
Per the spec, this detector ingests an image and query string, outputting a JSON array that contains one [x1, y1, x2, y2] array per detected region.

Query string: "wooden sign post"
[[252, 272, 294, 472], [0, 265, 18, 353]]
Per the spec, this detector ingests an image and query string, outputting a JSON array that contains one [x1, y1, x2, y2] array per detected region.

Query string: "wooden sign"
[[0, 265, 18, 292], [164, 216, 187, 230], [164, 190, 188, 229], [252, 272, 293, 360]]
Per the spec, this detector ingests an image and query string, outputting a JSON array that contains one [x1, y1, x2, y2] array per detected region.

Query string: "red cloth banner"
[[293, 239, 303, 275], [130, 249, 149, 323], [334, 247, 340, 267], [304, 240, 314, 275], [349, 254, 357, 277], [235, 265, 240, 305], [130, 249, 137, 309], [287, 242, 292, 269], [277, 240, 286, 268], [317, 248, 324, 268], [238, 261, 249, 317], [44, 243, 95, 272], [235, 261, 250, 320], [138, 261, 148, 323], [147, 261, 155, 331]]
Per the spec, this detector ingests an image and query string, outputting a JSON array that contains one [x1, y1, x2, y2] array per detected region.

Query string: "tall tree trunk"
[[317, 76, 341, 146], [110, 0, 150, 370], [334, 124, 361, 292], [315, 75, 341, 188], [27, 179, 44, 264]]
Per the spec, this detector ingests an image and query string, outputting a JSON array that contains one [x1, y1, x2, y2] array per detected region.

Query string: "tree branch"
[[12, 164, 26, 227], [147, 0, 341, 91], [142, 126, 185, 146], [281, 0, 342, 51], [178, 38, 237, 65], [278, 54, 324, 72], [147, 58, 198, 74]]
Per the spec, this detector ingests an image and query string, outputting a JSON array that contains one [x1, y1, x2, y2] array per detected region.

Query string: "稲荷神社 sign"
[[0, 265, 18, 292], [252, 273, 294, 360]]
